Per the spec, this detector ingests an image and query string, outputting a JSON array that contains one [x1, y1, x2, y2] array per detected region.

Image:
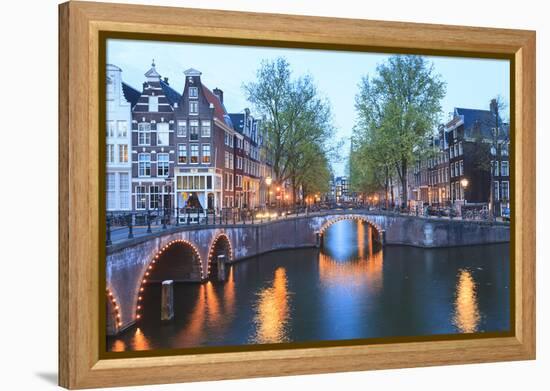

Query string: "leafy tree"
[[243, 57, 338, 203], [353, 55, 446, 207]]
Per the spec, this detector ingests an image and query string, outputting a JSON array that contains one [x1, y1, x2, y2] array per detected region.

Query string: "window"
[[118, 144, 128, 163], [202, 144, 211, 163], [106, 144, 115, 163], [458, 141, 463, 156], [201, 120, 211, 137], [501, 181, 510, 201], [225, 151, 229, 168], [107, 121, 116, 137], [189, 87, 198, 98], [493, 181, 500, 201], [157, 153, 169, 177], [177, 144, 187, 164], [138, 153, 151, 177], [189, 120, 199, 140], [136, 186, 146, 209], [501, 161, 509, 176], [190, 144, 199, 164], [119, 173, 129, 209], [450, 146, 454, 159], [459, 160, 464, 175], [492, 160, 500, 176], [138, 122, 151, 145], [230, 153, 234, 169], [106, 173, 115, 210], [117, 121, 128, 138], [502, 143, 509, 156], [149, 96, 159, 112], [177, 120, 187, 137], [156, 122, 169, 146], [189, 101, 198, 115], [451, 162, 455, 177], [149, 186, 160, 209]]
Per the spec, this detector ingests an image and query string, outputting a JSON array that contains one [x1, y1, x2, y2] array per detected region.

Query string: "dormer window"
[[189, 87, 198, 98]]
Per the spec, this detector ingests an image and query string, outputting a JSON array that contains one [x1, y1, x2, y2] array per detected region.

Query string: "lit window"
[[190, 144, 199, 164], [118, 144, 128, 163], [177, 144, 187, 164], [202, 144, 211, 163]]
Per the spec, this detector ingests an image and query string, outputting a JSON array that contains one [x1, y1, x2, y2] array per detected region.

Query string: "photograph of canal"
[[104, 38, 511, 354]]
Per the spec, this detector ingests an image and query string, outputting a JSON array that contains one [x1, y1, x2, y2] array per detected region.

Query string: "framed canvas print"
[[58, 1, 536, 389]]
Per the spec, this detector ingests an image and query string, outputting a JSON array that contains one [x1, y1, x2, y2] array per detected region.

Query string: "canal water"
[[108, 219, 510, 352]]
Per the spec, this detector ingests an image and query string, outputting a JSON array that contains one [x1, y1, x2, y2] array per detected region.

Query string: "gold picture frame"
[[59, 1, 536, 388]]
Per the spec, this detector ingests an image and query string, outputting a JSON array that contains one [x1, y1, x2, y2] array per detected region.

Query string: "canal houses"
[[106, 64, 140, 212], [444, 102, 510, 216], [229, 108, 263, 209], [173, 68, 238, 215], [131, 61, 180, 215]]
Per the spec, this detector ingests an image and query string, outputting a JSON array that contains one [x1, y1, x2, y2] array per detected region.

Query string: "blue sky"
[[107, 39, 510, 177]]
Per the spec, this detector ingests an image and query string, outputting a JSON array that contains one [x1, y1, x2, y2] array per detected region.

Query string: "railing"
[[105, 202, 509, 246]]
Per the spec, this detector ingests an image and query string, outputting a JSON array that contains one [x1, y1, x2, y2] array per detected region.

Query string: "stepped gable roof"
[[121, 82, 141, 107]]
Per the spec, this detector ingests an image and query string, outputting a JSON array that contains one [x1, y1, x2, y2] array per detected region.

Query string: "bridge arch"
[[106, 288, 122, 336], [318, 215, 385, 245], [207, 233, 233, 279], [134, 239, 204, 322]]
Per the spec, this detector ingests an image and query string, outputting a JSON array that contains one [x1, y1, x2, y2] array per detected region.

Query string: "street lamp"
[[265, 176, 272, 207], [460, 178, 469, 204]]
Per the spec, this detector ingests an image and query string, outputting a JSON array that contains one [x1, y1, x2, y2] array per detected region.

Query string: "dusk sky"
[[107, 39, 510, 176]]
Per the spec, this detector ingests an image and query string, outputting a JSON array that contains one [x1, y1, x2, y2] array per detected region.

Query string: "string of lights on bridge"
[[106, 288, 122, 329], [318, 215, 384, 238]]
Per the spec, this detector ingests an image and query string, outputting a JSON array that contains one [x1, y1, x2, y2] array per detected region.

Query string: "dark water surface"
[[108, 220, 510, 352]]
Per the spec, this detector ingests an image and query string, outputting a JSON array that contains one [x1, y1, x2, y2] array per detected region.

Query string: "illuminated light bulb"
[[142, 279, 147, 283], [115, 305, 119, 310], [148, 266, 153, 270], [136, 314, 141, 319], [140, 287, 144, 292], [145, 272, 149, 276], [138, 296, 142, 301], [118, 322, 122, 327], [137, 306, 141, 310]]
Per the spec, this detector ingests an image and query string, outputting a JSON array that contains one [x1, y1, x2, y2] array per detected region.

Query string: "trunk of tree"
[[384, 166, 390, 209], [390, 176, 395, 208], [400, 158, 408, 209]]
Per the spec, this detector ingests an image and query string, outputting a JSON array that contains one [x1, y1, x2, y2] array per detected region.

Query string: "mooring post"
[[161, 280, 174, 321], [217, 255, 226, 282]]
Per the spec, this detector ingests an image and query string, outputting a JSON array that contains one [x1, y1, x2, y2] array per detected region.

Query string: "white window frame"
[[106, 144, 115, 163], [201, 120, 211, 137], [157, 153, 169, 177], [138, 153, 151, 177], [190, 144, 199, 164], [138, 122, 151, 146], [189, 120, 199, 141], [149, 185, 160, 209], [177, 144, 187, 164], [501, 161, 509, 177], [189, 87, 198, 98], [156, 122, 170, 146], [189, 101, 198, 115], [177, 120, 187, 137], [202, 144, 211, 164], [493, 181, 500, 201], [118, 144, 128, 163], [135, 186, 147, 210]]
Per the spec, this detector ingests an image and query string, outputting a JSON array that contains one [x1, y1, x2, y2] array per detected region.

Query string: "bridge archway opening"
[[319, 216, 384, 254], [207, 234, 233, 280], [135, 239, 203, 323]]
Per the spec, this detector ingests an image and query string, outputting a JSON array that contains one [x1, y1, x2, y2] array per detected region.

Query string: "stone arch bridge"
[[105, 210, 509, 335]]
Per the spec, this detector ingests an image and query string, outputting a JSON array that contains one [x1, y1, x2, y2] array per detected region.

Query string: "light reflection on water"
[[453, 269, 481, 333], [107, 219, 510, 352], [250, 267, 291, 344]]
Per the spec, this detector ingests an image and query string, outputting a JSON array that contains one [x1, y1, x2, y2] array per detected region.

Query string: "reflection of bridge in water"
[[106, 210, 509, 336]]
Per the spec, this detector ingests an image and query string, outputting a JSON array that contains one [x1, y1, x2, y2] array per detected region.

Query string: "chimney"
[[163, 77, 169, 84], [213, 88, 223, 103]]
